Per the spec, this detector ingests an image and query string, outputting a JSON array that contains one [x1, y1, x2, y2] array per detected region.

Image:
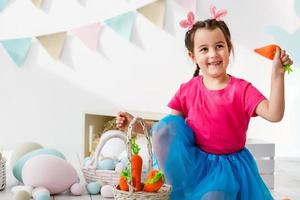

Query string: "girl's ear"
[[188, 51, 196, 62]]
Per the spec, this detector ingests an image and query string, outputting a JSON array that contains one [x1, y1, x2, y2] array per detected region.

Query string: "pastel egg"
[[100, 185, 114, 198], [10, 142, 43, 168], [22, 154, 78, 194], [32, 187, 50, 199], [86, 182, 101, 195], [97, 158, 116, 170], [13, 190, 31, 200], [84, 156, 92, 167], [101, 130, 127, 158], [70, 183, 85, 195], [13, 148, 66, 182], [11, 185, 33, 194], [115, 162, 126, 173], [34, 192, 51, 200]]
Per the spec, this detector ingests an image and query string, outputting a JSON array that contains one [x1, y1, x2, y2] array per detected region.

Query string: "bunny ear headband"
[[179, 5, 228, 30]]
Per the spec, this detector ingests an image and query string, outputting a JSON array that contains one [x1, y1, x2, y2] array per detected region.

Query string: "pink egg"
[[70, 183, 85, 195], [22, 154, 78, 194]]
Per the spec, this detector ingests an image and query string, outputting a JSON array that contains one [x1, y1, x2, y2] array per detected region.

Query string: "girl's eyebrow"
[[198, 41, 225, 49]]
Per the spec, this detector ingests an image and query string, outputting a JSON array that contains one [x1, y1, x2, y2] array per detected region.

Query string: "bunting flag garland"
[[71, 23, 101, 51], [1, 38, 32, 66], [37, 32, 67, 60], [137, 0, 166, 28], [0, 0, 8, 11], [31, 0, 44, 7], [105, 11, 136, 41], [174, 0, 197, 14]]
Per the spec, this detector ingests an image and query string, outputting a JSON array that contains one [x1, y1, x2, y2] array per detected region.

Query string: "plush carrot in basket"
[[254, 44, 293, 74], [119, 168, 130, 191], [131, 138, 143, 192], [143, 170, 164, 192]]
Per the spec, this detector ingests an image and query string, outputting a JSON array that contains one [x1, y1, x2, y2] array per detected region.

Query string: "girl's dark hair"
[[185, 19, 233, 77]]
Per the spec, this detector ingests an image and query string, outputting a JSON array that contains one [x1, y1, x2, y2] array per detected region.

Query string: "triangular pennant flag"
[[105, 11, 135, 41], [175, 0, 197, 14], [37, 32, 67, 60], [71, 23, 101, 51], [137, 0, 166, 28], [32, 0, 44, 7], [0, 0, 8, 11], [1, 38, 32, 66]]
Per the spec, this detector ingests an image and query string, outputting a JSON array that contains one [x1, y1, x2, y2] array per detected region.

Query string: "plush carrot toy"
[[119, 168, 130, 191], [254, 44, 293, 74], [131, 138, 143, 192], [143, 170, 164, 192]]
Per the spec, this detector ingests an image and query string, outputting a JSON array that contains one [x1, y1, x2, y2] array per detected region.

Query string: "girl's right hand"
[[116, 112, 134, 130]]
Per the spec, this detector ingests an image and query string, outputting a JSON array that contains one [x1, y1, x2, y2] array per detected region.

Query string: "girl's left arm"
[[255, 47, 293, 122]]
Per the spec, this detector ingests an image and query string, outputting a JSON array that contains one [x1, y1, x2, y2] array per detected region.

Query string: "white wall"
[[0, 0, 299, 157]]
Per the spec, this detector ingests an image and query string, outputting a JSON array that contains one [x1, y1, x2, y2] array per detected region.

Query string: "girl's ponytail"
[[193, 64, 200, 77]]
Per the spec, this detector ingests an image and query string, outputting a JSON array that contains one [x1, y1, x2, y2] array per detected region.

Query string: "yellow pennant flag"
[[137, 0, 166, 28], [37, 32, 67, 60], [32, 0, 44, 7]]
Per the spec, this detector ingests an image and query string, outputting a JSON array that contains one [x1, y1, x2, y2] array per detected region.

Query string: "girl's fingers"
[[280, 50, 286, 59]]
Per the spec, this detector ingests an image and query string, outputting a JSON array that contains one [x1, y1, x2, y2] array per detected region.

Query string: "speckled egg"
[[86, 182, 101, 195], [22, 154, 78, 194], [100, 185, 114, 198]]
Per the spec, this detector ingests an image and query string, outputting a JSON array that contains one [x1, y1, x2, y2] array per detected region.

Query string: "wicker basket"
[[0, 157, 6, 191], [82, 130, 127, 185], [113, 117, 171, 200]]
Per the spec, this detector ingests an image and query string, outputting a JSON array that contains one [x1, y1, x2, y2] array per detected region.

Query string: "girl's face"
[[189, 28, 230, 79]]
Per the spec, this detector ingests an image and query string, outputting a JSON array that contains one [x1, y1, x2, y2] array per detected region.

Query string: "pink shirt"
[[168, 75, 266, 154]]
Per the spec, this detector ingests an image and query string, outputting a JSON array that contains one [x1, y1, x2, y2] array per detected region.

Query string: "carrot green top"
[[131, 138, 140, 155]]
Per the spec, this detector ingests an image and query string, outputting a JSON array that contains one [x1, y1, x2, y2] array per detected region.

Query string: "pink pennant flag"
[[71, 23, 101, 51], [175, 0, 197, 14]]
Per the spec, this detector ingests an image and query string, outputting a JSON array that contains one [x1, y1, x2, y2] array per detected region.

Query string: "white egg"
[[11, 185, 33, 194]]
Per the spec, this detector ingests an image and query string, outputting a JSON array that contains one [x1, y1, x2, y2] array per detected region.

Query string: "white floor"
[[0, 154, 299, 199]]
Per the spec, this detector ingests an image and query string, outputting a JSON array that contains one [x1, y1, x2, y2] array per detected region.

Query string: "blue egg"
[[86, 182, 101, 195], [84, 156, 92, 166], [35, 192, 51, 200], [96, 158, 116, 170]]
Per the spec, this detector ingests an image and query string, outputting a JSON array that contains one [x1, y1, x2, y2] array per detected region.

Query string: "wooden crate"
[[83, 111, 165, 157], [246, 138, 275, 189]]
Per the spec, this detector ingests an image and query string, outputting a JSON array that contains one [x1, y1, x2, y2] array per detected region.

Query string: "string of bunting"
[[0, 0, 197, 66]]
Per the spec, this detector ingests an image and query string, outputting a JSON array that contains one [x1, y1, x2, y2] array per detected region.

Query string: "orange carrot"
[[119, 168, 130, 191], [143, 170, 164, 192], [254, 44, 293, 74], [254, 44, 278, 60], [131, 138, 143, 192]]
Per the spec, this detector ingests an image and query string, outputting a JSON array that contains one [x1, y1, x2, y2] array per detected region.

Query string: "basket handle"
[[88, 130, 127, 169], [127, 117, 153, 192]]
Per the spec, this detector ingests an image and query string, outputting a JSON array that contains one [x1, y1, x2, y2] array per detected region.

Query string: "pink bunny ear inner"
[[179, 20, 190, 28], [210, 5, 217, 16], [187, 11, 195, 24], [215, 10, 228, 21]]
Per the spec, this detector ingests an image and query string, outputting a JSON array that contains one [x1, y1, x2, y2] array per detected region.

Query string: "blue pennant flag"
[[105, 11, 135, 41], [1, 38, 32, 67], [0, 0, 8, 11]]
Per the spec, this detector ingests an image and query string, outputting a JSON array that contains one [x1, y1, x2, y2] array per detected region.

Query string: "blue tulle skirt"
[[151, 115, 273, 200]]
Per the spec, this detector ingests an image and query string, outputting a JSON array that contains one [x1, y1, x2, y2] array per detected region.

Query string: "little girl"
[[116, 8, 293, 200]]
